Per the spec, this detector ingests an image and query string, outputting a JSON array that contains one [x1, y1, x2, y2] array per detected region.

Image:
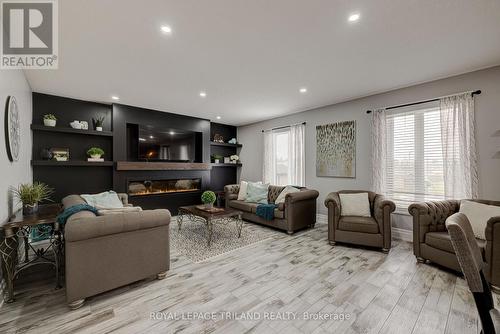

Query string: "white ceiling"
[[25, 0, 500, 126]]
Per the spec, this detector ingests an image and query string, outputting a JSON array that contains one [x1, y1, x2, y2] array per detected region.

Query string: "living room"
[[1, 1, 500, 333]]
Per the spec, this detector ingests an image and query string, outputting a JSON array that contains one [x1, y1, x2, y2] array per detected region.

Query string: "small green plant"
[[201, 191, 216, 205], [43, 114, 57, 120], [87, 147, 105, 157], [92, 115, 105, 128], [12, 182, 54, 206], [211, 154, 223, 162]]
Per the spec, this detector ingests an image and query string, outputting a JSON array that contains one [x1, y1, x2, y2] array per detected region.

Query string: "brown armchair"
[[409, 199, 500, 292], [324, 190, 395, 253]]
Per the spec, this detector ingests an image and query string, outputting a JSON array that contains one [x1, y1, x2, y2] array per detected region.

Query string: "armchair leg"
[[157, 271, 168, 280], [382, 248, 389, 254], [287, 231, 294, 235], [68, 299, 85, 310], [416, 256, 425, 264], [329, 241, 336, 246], [491, 284, 500, 294]]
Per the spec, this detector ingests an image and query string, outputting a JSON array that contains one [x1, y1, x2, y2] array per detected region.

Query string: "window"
[[274, 130, 291, 185], [263, 123, 305, 186], [385, 101, 445, 210]]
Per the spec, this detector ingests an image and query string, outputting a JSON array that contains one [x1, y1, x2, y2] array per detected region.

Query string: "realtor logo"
[[1, 0, 58, 69]]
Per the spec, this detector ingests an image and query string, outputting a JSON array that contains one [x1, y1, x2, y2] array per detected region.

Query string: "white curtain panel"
[[440, 92, 479, 199], [262, 130, 275, 184], [289, 123, 305, 186], [371, 108, 387, 195]]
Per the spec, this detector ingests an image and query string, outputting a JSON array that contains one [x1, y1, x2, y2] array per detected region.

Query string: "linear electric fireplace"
[[128, 178, 201, 197]]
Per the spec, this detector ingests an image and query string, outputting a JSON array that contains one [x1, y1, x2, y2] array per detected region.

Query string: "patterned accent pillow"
[[245, 182, 269, 204], [275, 186, 300, 204]]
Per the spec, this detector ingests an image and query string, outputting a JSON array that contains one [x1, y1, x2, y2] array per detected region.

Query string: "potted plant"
[[201, 190, 216, 209], [43, 114, 57, 127], [230, 154, 239, 164], [92, 115, 105, 131], [87, 147, 105, 159], [211, 154, 223, 164], [12, 182, 54, 215]]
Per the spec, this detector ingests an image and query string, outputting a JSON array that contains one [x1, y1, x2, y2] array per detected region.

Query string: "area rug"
[[170, 216, 280, 263]]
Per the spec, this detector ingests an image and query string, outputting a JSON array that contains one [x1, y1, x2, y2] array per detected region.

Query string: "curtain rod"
[[261, 122, 306, 133], [366, 90, 481, 114]]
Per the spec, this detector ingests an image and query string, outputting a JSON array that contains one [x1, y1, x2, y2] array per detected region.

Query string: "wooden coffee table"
[[177, 205, 244, 247]]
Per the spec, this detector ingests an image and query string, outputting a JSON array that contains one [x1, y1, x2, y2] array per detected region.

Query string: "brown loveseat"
[[224, 184, 319, 234], [324, 190, 396, 253], [62, 194, 171, 309], [409, 199, 500, 292]]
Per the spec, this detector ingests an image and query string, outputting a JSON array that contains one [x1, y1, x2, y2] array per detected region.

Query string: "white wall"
[[0, 70, 32, 222], [238, 66, 500, 230]]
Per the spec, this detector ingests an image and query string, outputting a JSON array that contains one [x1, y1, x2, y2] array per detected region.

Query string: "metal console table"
[[0, 204, 63, 303]]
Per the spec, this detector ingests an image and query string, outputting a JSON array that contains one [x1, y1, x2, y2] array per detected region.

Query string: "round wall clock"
[[5, 96, 20, 162]]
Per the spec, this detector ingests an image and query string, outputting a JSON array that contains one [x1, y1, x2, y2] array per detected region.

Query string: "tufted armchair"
[[409, 199, 500, 292], [324, 190, 395, 253]]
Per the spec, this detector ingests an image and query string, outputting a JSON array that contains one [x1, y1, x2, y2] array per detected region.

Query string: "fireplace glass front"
[[128, 178, 201, 196]]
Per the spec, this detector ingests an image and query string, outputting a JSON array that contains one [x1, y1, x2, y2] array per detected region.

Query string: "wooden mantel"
[[116, 161, 212, 171]]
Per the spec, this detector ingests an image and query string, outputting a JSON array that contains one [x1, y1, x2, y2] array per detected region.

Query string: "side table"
[[0, 204, 63, 303]]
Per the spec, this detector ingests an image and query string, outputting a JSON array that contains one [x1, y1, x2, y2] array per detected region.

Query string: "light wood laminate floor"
[[0, 221, 492, 334]]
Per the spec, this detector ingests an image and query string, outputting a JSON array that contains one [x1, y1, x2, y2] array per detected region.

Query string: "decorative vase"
[[96, 126, 103, 132], [214, 159, 220, 164], [23, 203, 39, 216], [44, 119, 56, 127], [40, 148, 53, 160], [91, 154, 101, 159], [205, 203, 213, 209]]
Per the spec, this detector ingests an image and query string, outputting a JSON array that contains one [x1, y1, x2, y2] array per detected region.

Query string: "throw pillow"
[[459, 200, 500, 240], [275, 186, 300, 204], [245, 182, 269, 204], [81, 191, 124, 209], [237, 181, 261, 201], [339, 193, 371, 217]]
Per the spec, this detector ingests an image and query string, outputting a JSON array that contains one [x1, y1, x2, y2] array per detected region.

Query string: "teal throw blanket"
[[256, 203, 278, 221], [56, 204, 98, 225]]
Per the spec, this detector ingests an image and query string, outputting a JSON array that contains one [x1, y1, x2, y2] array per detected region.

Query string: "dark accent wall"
[[31, 94, 239, 207], [112, 104, 212, 197], [32, 93, 113, 202]]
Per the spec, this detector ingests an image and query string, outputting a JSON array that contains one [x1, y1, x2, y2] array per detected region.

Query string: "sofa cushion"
[[425, 231, 486, 254], [229, 200, 258, 213], [247, 204, 284, 219], [339, 216, 379, 234]]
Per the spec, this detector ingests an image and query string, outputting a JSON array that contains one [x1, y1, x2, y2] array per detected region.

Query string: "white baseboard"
[[392, 227, 413, 242]]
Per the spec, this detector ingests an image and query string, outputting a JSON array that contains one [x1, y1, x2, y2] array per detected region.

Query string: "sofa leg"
[[491, 284, 500, 294], [382, 248, 389, 254], [310, 223, 315, 228], [157, 271, 168, 280], [287, 231, 294, 235], [68, 299, 85, 310], [329, 241, 336, 246], [416, 256, 425, 264]]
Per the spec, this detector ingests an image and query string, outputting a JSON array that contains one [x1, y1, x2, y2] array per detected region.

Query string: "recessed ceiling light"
[[216, 116, 221, 120], [139, 138, 146, 142], [169, 131, 175, 135], [199, 91, 207, 98], [111, 95, 119, 100], [348, 13, 360, 22], [149, 135, 154, 139], [299, 87, 308, 93], [161, 25, 172, 34]]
